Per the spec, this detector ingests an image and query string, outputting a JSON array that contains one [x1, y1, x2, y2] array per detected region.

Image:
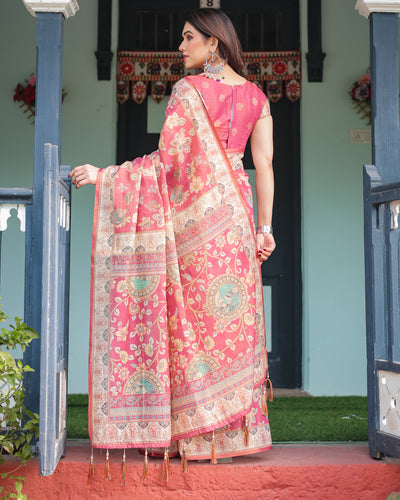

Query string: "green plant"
[[0, 301, 39, 500]]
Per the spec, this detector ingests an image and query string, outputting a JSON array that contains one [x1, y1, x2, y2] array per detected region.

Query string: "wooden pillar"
[[22, 0, 79, 418], [96, 0, 113, 80], [306, 0, 326, 82], [370, 13, 400, 184]]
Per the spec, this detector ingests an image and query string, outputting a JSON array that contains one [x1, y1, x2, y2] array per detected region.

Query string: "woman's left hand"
[[256, 233, 276, 262]]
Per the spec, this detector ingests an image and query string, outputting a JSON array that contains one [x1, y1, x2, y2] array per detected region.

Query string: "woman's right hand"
[[256, 232, 276, 262], [69, 164, 99, 189]]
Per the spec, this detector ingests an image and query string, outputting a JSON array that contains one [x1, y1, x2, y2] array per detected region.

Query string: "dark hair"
[[185, 9, 246, 76]]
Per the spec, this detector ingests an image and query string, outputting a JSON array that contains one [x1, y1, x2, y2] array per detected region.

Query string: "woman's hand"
[[69, 164, 99, 189], [256, 233, 276, 262]]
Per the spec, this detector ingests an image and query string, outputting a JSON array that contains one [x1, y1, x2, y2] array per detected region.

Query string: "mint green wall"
[[300, 1, 370, 395], [0, 1, 35, 330], [0, 0, 372, 395], [0, 0, 118, 392]]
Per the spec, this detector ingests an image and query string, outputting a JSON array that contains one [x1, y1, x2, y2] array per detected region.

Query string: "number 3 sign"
[[199, 0, 221, 8]]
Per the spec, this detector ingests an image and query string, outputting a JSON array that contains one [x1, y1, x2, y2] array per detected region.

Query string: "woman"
[[70, 8, 275, 475]]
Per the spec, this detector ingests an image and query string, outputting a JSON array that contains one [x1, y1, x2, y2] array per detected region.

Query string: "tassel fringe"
[[87, 448, 95, 486], [104, 449, 111, 480], [261, 371, 274, 416], [181, 445, 188, 473], [211, 431, 217, 464], [120, 449, 126, 486], [161, 448, 169, 481], [243, 416, 249, 446], [142, 448, 149, 481], [261, 383, 268, 416]]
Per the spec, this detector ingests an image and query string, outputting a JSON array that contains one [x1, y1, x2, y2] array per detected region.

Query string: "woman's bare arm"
[[250, 114, 276, 262]]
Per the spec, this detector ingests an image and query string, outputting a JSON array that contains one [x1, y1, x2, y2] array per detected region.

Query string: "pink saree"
[[89, 76, 272, 460]]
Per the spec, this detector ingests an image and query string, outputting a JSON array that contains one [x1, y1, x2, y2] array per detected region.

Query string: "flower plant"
[[13, 74, 67, 125], [349, 72, 371, 124], [0, 301, 39, 500], [13, 75, 36, 125]]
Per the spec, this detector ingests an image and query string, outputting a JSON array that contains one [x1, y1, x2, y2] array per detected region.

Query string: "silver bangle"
[[256, 225, 273, 234]]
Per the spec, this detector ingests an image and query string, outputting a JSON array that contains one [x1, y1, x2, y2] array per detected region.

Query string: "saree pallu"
[[90, 76, 272, 460]]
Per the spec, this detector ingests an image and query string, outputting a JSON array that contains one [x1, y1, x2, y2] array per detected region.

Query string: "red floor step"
[[1, 443, 400, 499]]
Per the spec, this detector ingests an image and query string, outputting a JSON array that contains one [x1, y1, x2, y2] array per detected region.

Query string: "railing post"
[[22, 0, 79, 416], [370, 13, 400, 184]]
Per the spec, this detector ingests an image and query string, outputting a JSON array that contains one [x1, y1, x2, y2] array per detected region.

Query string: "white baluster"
[[66, 202, 70, 232], [0, 204, 26, 232], [390, 200, 400, 230]]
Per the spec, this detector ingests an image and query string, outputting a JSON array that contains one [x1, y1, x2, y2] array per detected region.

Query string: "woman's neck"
[[218, 64, 247, 85]]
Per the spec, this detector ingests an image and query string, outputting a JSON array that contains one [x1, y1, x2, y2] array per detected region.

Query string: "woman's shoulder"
[[170, 76, 203, 103], [172, 75, 200, 91], [245, 80, 267, 100]]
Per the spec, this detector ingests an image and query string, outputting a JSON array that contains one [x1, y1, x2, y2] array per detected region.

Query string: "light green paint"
[[300, 0, 370, 395], [147, 97, 168, 133], [0, 1, 35, 334], [0, 0, 118, 392], [0, 0, 374, 395]]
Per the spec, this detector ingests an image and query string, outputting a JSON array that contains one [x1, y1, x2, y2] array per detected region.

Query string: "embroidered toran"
[[117, 50, 301, 104]]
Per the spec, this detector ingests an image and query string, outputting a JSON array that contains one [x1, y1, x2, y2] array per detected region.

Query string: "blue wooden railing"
[[364, 165, 400, 458], [0, 187, 37, 437], [0, 187, 34, 344], [0, 143, 71, 476]]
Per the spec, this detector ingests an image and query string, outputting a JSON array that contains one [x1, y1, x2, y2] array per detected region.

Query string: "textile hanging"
[[117, 51, 301, 104]]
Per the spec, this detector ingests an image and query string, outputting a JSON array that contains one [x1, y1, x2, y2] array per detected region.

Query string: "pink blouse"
[[191, 74, 270, 153]]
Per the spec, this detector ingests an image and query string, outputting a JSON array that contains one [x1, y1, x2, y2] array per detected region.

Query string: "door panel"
[[117, 0, 301, 387], [39, 144, 71, 475]]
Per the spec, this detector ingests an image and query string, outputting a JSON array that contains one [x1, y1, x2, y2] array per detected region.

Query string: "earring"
[[203, 51, 225, 82]]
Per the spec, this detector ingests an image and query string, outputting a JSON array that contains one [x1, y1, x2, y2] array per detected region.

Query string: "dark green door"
[[118, 0, 301, 388]]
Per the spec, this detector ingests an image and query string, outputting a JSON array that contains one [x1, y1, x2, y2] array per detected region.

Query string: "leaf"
[[2, 441, 14, 454]]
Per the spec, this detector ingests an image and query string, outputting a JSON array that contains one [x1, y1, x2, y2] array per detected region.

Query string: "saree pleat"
[[89, 77, 271, 457]]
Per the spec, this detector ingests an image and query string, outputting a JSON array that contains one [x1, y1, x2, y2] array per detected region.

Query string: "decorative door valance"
[[117, 50, 301, 104]]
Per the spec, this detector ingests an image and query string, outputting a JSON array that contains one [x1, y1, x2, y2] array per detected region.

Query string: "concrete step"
[[2, 442, 400, 499]]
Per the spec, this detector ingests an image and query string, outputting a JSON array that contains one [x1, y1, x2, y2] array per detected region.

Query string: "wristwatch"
[[256, 225, 273, 234]]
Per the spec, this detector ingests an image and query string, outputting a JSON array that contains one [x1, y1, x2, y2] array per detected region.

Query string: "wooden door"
[[117, 0, 301, 388], [39, 144, 71, 475], [231, 0, 302, 388]]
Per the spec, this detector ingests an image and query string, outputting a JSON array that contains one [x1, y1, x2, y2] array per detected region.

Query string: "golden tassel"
[[104, 449, 111, 480], [266, 372, 274, 402], [261, 372, 273, 416], [120, 449, 126, 486], [181, 445, 188, 473], [211, 431, 217, 464], [142, 448, 149, 482], [87, 447, 95, 486], [161, 448, 169, 481], [243, 416, 249, 446]]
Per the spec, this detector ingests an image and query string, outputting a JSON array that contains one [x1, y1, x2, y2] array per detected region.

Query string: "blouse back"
[[190, 74, 270, 153]]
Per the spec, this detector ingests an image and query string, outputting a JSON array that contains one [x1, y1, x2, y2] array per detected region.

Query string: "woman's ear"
[[209, 36, 219, 52]]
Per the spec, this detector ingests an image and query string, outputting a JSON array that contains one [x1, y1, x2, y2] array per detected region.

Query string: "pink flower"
[[354, 84, 370, 101], [29, 74, 36, 86], [358, 73, 371, 86]]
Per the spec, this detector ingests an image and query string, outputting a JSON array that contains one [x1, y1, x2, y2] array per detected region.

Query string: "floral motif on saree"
[[89, 76, 271, 458]]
